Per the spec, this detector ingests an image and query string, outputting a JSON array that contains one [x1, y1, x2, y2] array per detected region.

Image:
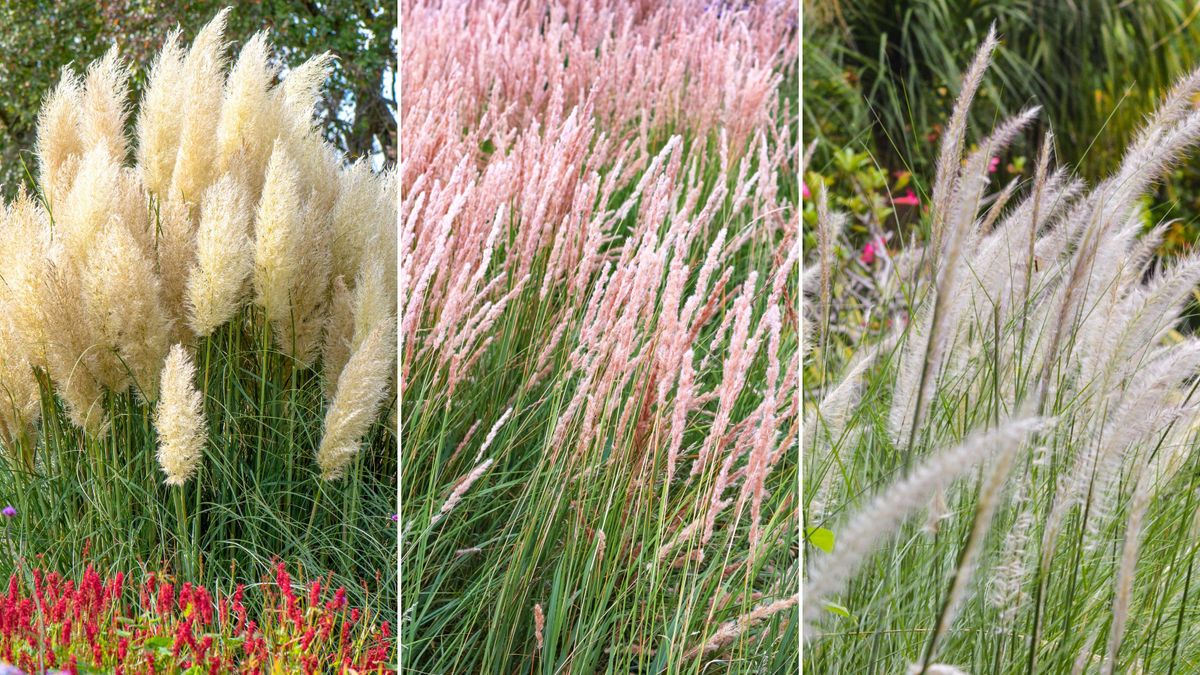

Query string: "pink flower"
[[988, 156, 1000, 173], [860, 242, 876, 265], [894, 189, 920, 206], [802, 180, 811, 200]]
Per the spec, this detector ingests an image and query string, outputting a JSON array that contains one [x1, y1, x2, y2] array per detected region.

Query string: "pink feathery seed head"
[[802, 180, 810, 200], [433, 458, 495, 526], [475, 406, 513, 462]]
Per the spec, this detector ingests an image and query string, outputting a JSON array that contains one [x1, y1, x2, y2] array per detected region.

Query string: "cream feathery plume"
[[290, 144, 340, 363], [82, 220, 172, 400], [79, 46, 131, 162], [117, 167, 155, 257], [187, 173, 254, 337], [352, 256, 391, 353], [330, 251, 389, 395], [803, 418, 1044, 638], [155, 343, 206, 486], [330, 160, 384, 284], [292, 133, 342, 220], [0, 317, 40, 452], [321, 275, 353, 399], [57, 145, 122, 269], [317, 318, 396, 480], [136, 27, 186, 197], [253, 141, 303, 325], [286, 187, 335, 364], [254, 139, 332, 364], [157, 193, 198, 344], [0, 199, 43, 449], [277, 52, 335, 140], [170, 8, 231, 208], [0, 192, 52, 370], [39, 263, 108, 435], [216, 31, 281, 202], [36, 67, 84, 209]]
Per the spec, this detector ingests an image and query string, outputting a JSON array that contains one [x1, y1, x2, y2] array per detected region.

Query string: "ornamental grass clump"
[[400, 0, 798, 670], [805, 27, 1200, 674], [0, 9, 396, 612]]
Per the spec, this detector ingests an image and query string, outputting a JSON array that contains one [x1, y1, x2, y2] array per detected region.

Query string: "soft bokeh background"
[[0, 1, 396, 195], [804, 0, 1200, 258]]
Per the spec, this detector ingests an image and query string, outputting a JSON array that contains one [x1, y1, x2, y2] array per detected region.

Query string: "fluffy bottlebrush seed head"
[[81, 220, 171, 400], [155, 344, 206, 486], [216, 31, 280, 202], [79, 46, 131, 164], [169, 8, 231, 209], [137, 27, 186, 198], [317, 319, 397, 481], [36, 67, 84, 209], [806, 29, 1200, 672], [187, 173, 254, 337]]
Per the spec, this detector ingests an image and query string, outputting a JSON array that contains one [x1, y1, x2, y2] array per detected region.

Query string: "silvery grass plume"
[[155, 344, 206, 486], [803, 417, 1045, 637], [807, 26, 1200, 673]]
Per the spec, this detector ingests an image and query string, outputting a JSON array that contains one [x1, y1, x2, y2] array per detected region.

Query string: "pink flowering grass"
[[400, 0, 799, 671], [0, 562, 393, 674]]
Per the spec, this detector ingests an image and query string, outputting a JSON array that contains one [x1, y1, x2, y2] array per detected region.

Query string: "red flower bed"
[[0, 562, 393, 674]]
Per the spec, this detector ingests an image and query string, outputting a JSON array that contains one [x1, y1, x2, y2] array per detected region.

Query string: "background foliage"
[[804, 0, 1200, 255], [0, 0, 396, 195]]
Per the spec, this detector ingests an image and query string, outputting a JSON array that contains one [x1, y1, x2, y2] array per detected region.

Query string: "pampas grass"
[[0, 10, 397, 615]]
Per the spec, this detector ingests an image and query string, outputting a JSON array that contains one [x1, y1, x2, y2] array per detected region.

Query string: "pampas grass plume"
[[155, 344, 207, 486], [136, 28, 186, 197], [188, 173, 254, 336], [36, 67, 84, 208], [317, 318, 396, 480]]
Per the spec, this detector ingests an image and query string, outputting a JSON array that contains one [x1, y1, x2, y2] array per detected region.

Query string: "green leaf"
[[824, 601, 852, 619], [806, 526, 835, 553]]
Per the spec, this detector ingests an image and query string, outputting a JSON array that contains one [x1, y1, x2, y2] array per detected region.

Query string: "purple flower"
[[1, 505, 15, 518], [0, 663, 25, 674], [391, 513, 399, 522]]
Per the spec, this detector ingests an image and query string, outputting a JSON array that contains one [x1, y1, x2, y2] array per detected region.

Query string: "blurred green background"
[[804, 0, 1200, 257], [0, 0, 396, 196]]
